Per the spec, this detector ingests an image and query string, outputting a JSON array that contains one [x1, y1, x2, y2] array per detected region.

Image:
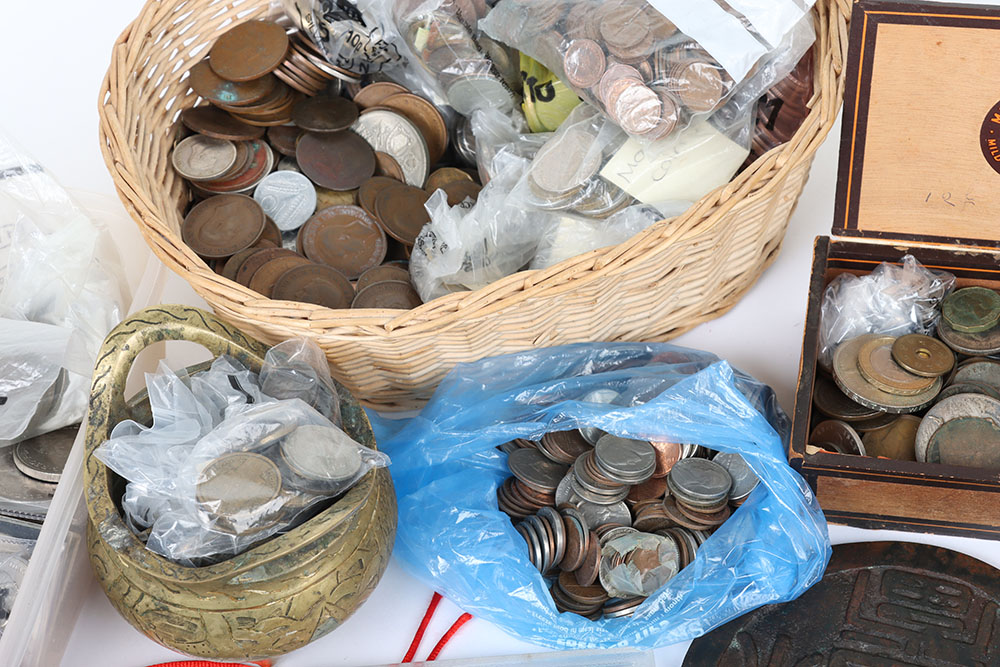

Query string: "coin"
[[441, 180, 482, 207], [195, 452, 282, 531], [196, 139, 274, 194], [209, 20, 289, 82], [951, 359, 1000, 391], [936, 381, 1000, 402], [280, 424, 363, 485], [856, 336, 936, 395], [355, 264, 411, 293], [833, 334, 941, 413], [297, 130, 376, 191], [292, 95, 360, 133], [446, 74, 515, 115], [915, 393, 1000, 463], [809, 419, 866, 456], [530, 126, 601, 195], [667, 458, 732, 505], [937, 319, 1000, 355], [182, 194, 265, 258], [221, 246, 264, 282], [235, 247, 296, 286], [860, 415, 918, 461], [267, 124, 301, 156], [352, 109, 431, 187], [12, 425, 77, 484], [248, 254, 311, 297], [609, 81, 661, 136], [539, 430, 593, 465], [299, 205, 386, 279], [576, 500, 631, 531], [379, 93, 449, 164], [0, 444, 55, 512], [181, 106, 265, 141], [891, 333, 955, 377], [172, 135, 238, 182], [594, 435, 656, 482], [563, 39, 607, 89], [253, 171, 317, 231], [375, 184, 432, 245], [671, 61, 724, 113], [508, 447, 568, 494], [358, 176, 404, 217], [711, 452, 758, 502], [927, 417, 1000, 468], [942, 286, 1000, 333], [812, 374, 880, 421], [188, 60, 276, 106], [424, 167, 473, 194], [352, 81, 410, 108], [661, 496, 713, 531], [373, 151, 407, 181], [575, 533, 602, 586], [351, 280, 423, 309]]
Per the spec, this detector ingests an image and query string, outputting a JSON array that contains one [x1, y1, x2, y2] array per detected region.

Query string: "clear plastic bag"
[[528, 205, 663, 270], [819, 255, 956, 369], [375, 342, 830, 650], [0, 132, 126, 445], [95, 339, 388, 566], [481, 0, 815, 142]]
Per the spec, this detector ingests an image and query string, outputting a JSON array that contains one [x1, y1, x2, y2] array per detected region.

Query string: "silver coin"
[[555, 472, 582, 506], [13, 425, 77, 484], [507, 447, 568, 492], [594, 435, 656, 482], [711, 452, 759, 502], [576, 499, 631, 531], [529, 126, 602, 195], [570, 474, 629, 505], [446, 74, 515, 115], [0, 446, 55, 508], [526, 515, 551, 573], [603, 598, 645, 618], [171, 135, 237, 181], [809, 419, 866, 456], [915, 393, 1000, 463], [280, 424, 363, 484], [277, 157, 302, 173], [253, 171, 317, 231], [667, 458, 732, 504], [952, 360, 1000, 391], [538, 506, 565, 568], [597, 526, 637, 547], [599, 532, 679, 598], [578, 388, 620, 445], [517, 522, 543, 570], [352, 110, 430, 187], [451, 114, 478, 167]]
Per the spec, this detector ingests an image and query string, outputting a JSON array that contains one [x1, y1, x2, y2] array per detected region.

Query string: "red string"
[[402, 592, 443, 662], [425, 613, 474, 661]]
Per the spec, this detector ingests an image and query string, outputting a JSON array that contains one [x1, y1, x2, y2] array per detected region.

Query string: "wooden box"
[[790, 0, 1000, 540]]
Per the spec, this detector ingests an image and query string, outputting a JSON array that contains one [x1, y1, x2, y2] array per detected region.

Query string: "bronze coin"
[[221, 246, 262, 281], [209, 20, 289, 82], [626, 476, 667, 504], [248, 254, 312, 297], [861, 415, 919, 461], [272, 263, 355, 309], [292, 95, 360, 133], [675, 499, 730, 526], [441, 180, 482, 206], [661, 496, 715, 531], [182, 194, 265, 259], [351, 280, 423, 309], [297, 131, 375, 191], [378, 93, 449, 164], [300, 205, 386, 279], [358, 176, 404, 218], [648, 440, 682, 478], [557, 569, 606, 605], [375, 184, 431, 245], [258, 215, 283, 247], [672, 61, 724, 113], [559, 515, 588, 572], [355, 264, 411, 293], [563, 39, 607, 88], [352, 81, 410, 108], [424, 167, 473, 194], [235, 248, 297, 286], [539, 430, 592, 464], [197, 140, 273, 194], [812, 374, 880, 422], [188, 60, 277, 106], [267, 125, 301, 157], [891, 333, 955, 378], [857, 336, 936, 396], [374, 151, 407, 181], [574, 532, 601, 587], [180, 106, 265, 141]]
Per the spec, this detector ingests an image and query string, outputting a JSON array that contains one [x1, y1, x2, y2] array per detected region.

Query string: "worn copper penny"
[[626, 476, 667, 504], [182, 194, 265, 258], [272, 263, 355, 309], [235, 247, 296, 286], [812, 374, 880, 421], [891, 333, 955, 377], [181, 106, 265, 141], [671, 61, 724, 113], [373, 151, 407, 181], [352, 81, 410, 108], [942, 286, 1000, 333], [648, 440, 683, 478], [609, 80, 661, 135], [441, 180, 482, 207], [559, 515, 588, 572], [563, 39, 607, 89], [221, 246, 263, 282], [424, 167, 473, 194], [598, 64, 642, 105], [379, 93, 449, 164], [248, 254, 312, 297], [209, 21, 289, 82], [857, 336, 936, 396], [861, 415, 919, 461], [300, 205, 386, 279], [259, 215, 282, 247], [375, 184, 431, 245], [189, 60, 276, 107], [267, 125, 301, 156], [809, 419, 866, 456], [292, 95, 360, 133], [297, 130, 376, 191], [351, 280, 422, 309], [575, 532, 602, 586], [661, 496, 714, 531], [358, 176, 404, 218], [355, 264, 411, 293]]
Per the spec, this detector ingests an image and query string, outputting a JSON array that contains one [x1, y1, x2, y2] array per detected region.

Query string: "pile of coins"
[[746, 50, 815, 165], [497, 423, 759, 620], [173, 21, 485, 310], [810, 285, 1000, 469], [0, 425, 76, 522]]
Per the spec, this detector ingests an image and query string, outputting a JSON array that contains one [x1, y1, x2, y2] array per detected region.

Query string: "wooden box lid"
[[834, 0, 1000, 250]]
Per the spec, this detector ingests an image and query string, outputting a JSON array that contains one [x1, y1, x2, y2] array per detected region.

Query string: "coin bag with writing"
[[818, 254, 955, 369]]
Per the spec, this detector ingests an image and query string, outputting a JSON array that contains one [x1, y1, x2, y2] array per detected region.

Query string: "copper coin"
[[575, 532, 601, 586], [297, 131, 375, 191], [375, 184, 431, 244], [675, 499, 730, 526], [258, 215, 283, 247], [441, 180, 481, 206], [300, 205, 386, 279], [355, 264, 411, 293], [424, 167, 473, 194], [609, 80, 661, 135], [197, 140, 274, 194], [374, 151, 407, 181], [661, 496, 714, 530], [351, 280, 422, 309], [673, 61, 724, 113], [352, 81, 410, 108], [564, 39, 607, 88], [248, 254, 312, 297], [626, 476, 667, 504], [358, 176, 404, 218], [378, 93, 449, 164], [235, 247, 296, 286], [812, 374, 880, 422], [182, 194, 265, 259], [891, 334, 955, 378], [189, 60, 276, 106], [267, 125, 301, 156], [648, 440, 682, 478], [221, 246, 262, 281], [597, 63, 642, 106], [292, 95, 360, 133], [271, 263, 354, 309], [559, 515, 588, 572], [861, 415, 919, 461], [209, 21, 289, 82], [180, 106, 265, 141], [557, 570, 607, 606]]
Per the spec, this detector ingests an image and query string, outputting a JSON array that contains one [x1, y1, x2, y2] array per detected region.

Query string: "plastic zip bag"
[[376, 342, 830, 650]]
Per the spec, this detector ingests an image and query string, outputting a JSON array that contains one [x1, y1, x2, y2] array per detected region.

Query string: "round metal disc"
[[712, 452, 759, 501], [937, 319, 1000, 356], [666, 458, 732, 504], [942, 286, 1000, 333], [860, 415, 919, 461], [812, 374, 881, 422], [856, 336, 936, 396], [809, 419, 866, 456], [507, 447, 568, 494], [13, 425, 77, 483], [891, 333, 955, 377], [832, 334, 942, 413], [916, 392, 1000, 463]]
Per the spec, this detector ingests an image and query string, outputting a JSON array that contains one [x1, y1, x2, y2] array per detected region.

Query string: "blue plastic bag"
[[377, 343, 830, 650]]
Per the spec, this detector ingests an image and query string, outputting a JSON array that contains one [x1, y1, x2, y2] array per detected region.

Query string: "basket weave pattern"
[[100, 0, 850, 409]]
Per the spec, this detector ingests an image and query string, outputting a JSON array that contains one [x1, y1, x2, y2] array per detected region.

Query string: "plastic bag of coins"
[[174, 18, 490, 311], [480, 0, 817, 142], [94, 338, 389, 566], [0, 516, 40, 639], [382, 342, 829, 649]]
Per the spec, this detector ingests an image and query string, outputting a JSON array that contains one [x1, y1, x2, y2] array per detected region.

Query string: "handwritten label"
[[923, 191, 976, 210]]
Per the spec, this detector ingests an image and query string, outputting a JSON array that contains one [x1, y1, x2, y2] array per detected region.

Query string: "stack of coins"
[[497, 426, 759, 620], [747, 50, 815, 164], [0, 425, 77, 522], [173, 24, 485, 310]]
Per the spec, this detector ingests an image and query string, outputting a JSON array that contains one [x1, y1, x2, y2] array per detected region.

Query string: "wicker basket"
[[99, 0, 849, 409]]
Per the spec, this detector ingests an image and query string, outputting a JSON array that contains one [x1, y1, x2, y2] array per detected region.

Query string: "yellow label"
[[413, 26, 430, 53], [520, 55, 580, 133]]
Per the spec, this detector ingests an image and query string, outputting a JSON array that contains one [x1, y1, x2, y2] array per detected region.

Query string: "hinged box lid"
[[833, 0, 1000, 250]]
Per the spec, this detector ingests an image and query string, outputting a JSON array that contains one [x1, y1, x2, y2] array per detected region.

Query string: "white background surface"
[[1, 1, 999, 666]]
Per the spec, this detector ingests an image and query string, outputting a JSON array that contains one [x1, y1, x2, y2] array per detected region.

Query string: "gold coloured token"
[[861, 415, 919, 461], [891, 334, 955, 378], [856, 336, 935, 396], [833, 334, 941, 413]]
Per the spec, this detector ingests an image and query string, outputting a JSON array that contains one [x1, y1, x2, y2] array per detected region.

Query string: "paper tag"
[[599, 121, 749, 205]]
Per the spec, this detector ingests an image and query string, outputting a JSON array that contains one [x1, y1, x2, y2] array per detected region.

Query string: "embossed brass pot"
[[84, 306, 396, 659]]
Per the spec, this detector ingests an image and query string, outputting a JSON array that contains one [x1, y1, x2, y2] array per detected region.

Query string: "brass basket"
[[83, 305, 396, 660], [99, 0, 849, 409]]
